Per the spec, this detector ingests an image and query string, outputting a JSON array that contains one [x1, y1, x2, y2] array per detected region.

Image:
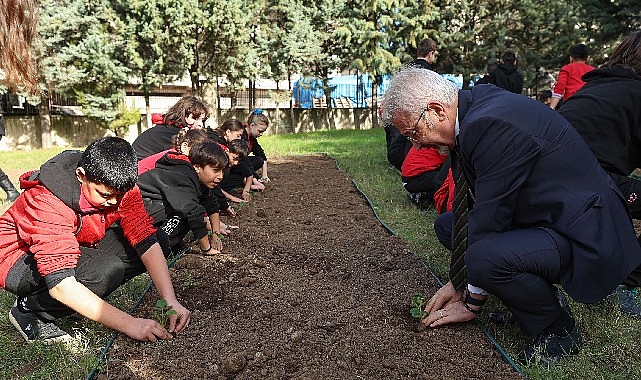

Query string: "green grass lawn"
[[0, 129, 640, 379]]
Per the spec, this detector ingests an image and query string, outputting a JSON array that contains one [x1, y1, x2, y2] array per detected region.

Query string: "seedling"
[[180, 270, 199, 290], [153, 299, 177, 329], [410, 292, 428, 319]]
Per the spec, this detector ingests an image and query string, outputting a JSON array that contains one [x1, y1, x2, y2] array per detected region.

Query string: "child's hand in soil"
[[166, 300, 191, 334], [126, 317, 174, 342], [241, 190, 251, 202], [223, 206, 237, 217], [229, 196, 246, 204], [207, 233, 223, 253], [219, 222, 231, 236]]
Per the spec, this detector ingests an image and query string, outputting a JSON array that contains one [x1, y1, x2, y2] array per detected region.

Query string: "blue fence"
[[293, 73, 464, 108]]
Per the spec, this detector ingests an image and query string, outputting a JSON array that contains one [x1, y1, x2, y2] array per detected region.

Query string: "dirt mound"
[[100, 155, 520, 379]]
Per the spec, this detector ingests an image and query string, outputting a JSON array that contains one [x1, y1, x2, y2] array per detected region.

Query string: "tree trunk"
[[37, 94, 52, 148], [145, 94, 152, 130], [371, 80, 379, 129]]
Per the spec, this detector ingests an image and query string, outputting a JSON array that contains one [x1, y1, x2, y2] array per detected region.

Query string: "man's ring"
[[438, 310, 444, 318]]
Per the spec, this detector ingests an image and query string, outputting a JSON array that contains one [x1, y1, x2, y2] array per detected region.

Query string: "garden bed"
[[99, 155, 520, 379]]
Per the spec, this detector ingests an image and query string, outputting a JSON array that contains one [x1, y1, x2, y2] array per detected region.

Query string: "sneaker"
[[8, 303, 71, 344], [407, 192, 421, 206], [611, 285, 641, 318], [517, 324, 581, 366], [407, 192, 431, 210]]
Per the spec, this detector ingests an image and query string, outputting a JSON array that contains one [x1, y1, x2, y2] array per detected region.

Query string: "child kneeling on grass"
[[0, 137, 190, 344], [137, 140, 229, 255]]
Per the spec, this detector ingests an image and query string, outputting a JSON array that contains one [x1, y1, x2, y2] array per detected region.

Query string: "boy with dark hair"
[[0, 137, 190, 344], [215, 138, 251, 208], [138, 141, 230, 255], [549, 43, 595, 109]]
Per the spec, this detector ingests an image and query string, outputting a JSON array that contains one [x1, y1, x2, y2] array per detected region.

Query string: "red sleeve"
[[117, 185, 157, 247], [14, 188, 82, 278], [401, 147, 447, 177], [552, 65, 570, 99]]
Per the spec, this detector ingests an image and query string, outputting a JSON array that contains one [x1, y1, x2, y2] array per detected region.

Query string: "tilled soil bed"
[[100, 155, 521, 379]]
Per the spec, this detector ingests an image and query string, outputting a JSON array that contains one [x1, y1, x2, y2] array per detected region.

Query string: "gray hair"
[[382, 66, 459, 125]]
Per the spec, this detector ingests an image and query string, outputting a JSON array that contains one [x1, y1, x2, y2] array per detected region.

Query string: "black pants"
[[434, 211, 572, 336], [6, 226, 170, 321], [248, 155, 264, 173], [402, 169, 440, 195]]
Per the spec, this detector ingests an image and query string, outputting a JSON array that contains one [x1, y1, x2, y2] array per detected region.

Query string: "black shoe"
[[407, 192, 431, 210], [8, 302, 71, 344], [518, 324, 581, 366], [0, 176, 20, 204], [4, 189, 19, 204]]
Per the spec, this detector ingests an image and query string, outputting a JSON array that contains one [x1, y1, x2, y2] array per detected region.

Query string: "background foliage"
[[3, 1, 641, 143]]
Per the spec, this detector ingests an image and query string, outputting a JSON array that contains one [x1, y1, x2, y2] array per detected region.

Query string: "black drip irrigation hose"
[[86, 248, 188, 380], [340, 160, 527, 379]]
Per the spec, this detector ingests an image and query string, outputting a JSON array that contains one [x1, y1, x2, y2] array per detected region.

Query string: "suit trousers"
[[434, 211, 572, 336], [7, 226, 170, 321]]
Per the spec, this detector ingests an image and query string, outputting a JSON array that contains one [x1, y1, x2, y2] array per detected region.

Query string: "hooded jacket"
[[479, 63, 524, 94], [137, 152, 219, 241], [559, 66, 641, 218], [559, 66, 641, 177], [0, 150, 157, 290]]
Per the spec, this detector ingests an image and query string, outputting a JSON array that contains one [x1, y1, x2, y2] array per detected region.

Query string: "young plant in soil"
[[410, 292, 429, 331], [153, 298, 177, 331]]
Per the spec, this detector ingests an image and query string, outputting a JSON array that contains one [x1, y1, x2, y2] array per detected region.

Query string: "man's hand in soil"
[[422, 281, 475, 327]]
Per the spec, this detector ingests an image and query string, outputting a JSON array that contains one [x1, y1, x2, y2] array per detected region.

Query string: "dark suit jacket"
[[457, 85, 641, 303]]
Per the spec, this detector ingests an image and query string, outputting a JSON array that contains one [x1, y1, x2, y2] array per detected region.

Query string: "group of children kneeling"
[[0, 96, 269, 344]]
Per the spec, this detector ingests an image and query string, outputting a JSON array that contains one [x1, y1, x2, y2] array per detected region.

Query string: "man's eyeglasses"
[[404, 107, 428, 143]]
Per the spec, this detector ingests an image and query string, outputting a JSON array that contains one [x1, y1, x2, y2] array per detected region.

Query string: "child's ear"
[[192, 165, 201, 174], [75, 167, 86, 182]]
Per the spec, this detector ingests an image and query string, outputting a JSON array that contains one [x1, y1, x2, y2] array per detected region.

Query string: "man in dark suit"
[[381, 67, 641, 364]]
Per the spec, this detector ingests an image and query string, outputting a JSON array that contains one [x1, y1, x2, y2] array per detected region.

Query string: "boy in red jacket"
[[0, 137, 190, 343]]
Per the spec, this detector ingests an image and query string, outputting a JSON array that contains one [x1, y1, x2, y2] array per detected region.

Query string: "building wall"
[[0, 109, 379, 151]]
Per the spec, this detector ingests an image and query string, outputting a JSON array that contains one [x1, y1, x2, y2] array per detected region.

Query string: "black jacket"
[[242, 129, 267, 162], [407, 58, 437, 73], [137, 152, 219, 240], [559, 66, 641, 217], [132, 124, 181, 161], [478, 63, 523, 94]]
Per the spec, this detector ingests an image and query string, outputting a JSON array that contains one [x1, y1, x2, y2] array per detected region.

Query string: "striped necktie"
[[449, 144, 469, 290]]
